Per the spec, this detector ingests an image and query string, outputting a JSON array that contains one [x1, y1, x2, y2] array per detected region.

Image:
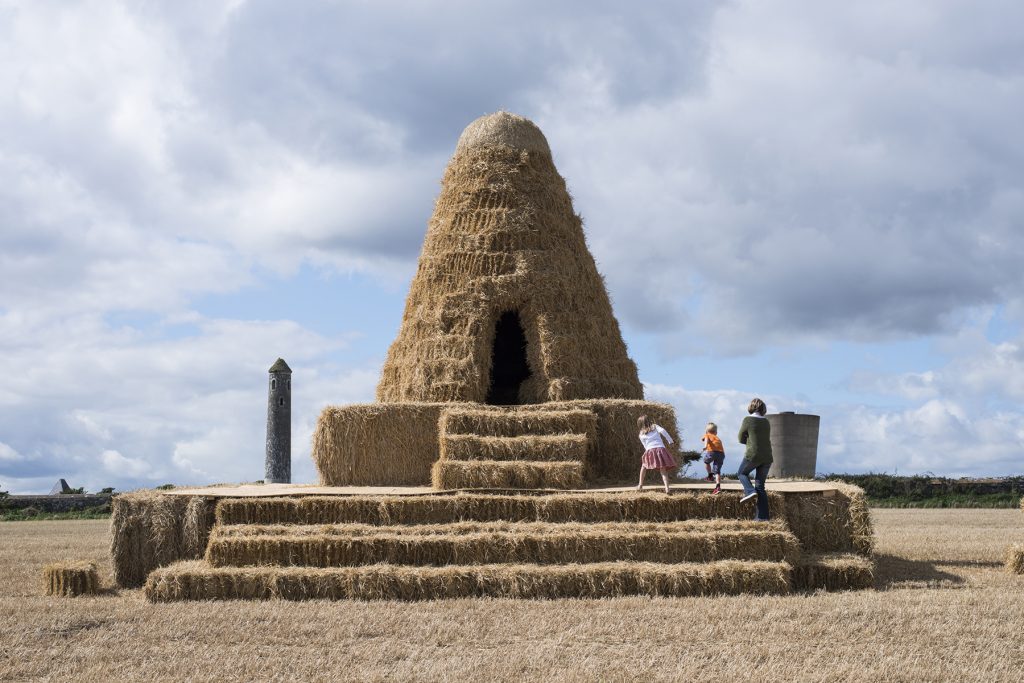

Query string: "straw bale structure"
[[205, 521, 800, 568], [310, 112, 682, 490], [781, 483, 874, 556], [111, 112, 881, 600], [376, 111, 641, 404], [110, 491, 216, 588], [43, 561, 99, 597], [214, 492, 789, 527], [145, 560, 792, 602], [127, 486, 875, 599], [313, 400, 681, 486]]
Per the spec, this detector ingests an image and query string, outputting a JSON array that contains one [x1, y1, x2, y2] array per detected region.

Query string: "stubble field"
[[2, 508, 1023, 681]]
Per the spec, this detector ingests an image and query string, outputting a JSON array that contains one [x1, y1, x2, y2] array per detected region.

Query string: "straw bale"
[[440, 408, 597, 440], [440, 434, 590, 462], [216, 518, 770, 538], [43, 561, 99, 597], [1006, 545, 1024, 574], [215, 491, 789, 528], [782, 482, 874, 556], [791, 553, 874, 591], [145, 559, 792, 602], [110, 491, 217, 588], [312, 403, 457, 487], [455, 111, 552, 155], [430, 460, 585, 490], [206, 522, 800, 568], [376, 112, 643, 404]]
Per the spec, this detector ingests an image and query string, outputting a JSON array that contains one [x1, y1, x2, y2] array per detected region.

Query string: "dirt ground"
[[2, 509, 1023, 682]]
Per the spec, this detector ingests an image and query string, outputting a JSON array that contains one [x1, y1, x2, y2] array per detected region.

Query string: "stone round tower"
[[265, 358, 292, 484]]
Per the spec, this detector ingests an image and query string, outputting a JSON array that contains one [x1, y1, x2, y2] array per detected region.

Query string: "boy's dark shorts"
[[702, 450, 725, 475]]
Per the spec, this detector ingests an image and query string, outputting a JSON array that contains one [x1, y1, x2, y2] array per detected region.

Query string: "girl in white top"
[[636, 415, 678, 495]]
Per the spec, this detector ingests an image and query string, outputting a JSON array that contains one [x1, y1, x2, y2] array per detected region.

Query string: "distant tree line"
[[822, 473, 1024, 508]]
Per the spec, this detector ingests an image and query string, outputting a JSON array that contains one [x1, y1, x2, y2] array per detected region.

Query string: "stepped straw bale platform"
[[111, 482, 875, 600]]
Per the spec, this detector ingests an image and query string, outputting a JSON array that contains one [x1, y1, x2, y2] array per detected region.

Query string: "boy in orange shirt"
[[701, 422, 725, 494]]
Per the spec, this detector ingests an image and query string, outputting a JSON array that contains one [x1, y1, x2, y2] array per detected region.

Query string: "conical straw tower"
[[377, 112, 642, 405], [313, 112, 682, 488]]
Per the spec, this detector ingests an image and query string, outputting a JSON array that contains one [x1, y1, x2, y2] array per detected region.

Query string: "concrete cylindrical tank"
[[767, 412, 820, 479]]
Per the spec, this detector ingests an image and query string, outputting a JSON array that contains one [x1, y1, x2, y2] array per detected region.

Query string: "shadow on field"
[[874, 553, 965, 589]]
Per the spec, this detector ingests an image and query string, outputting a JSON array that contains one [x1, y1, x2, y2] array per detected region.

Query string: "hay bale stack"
[[791, 553, 874, 591], [215, 491, 789, 527], [782, 482, 874, 556], [312, 399, 682, 487], [441, 408, 597, 439], [1007, 545, 1024, 574], [205, 521, 800, 568], [215, 518, 771, 538], [43, 561, 100, 597], [430, 460, 585, 490], [110, 491, 217, 588], [376, 111, 642, 405], [145, 559, 792, 602]]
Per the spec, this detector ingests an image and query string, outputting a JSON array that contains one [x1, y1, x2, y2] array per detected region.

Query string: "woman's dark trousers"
[[737, 460, 771, 521]]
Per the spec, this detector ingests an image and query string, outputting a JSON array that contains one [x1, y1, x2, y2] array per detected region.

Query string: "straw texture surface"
[[206, 522, 800, 568], [43, 560, 99, 597], [312, 399, 682, 486], [145, 559, 792, 602], [1007, 545, 1024, 574], [376, 112, 642, 404], [109, 491, 216, 588], [791, 553, 874, 591], [430, 460, 585, 490]]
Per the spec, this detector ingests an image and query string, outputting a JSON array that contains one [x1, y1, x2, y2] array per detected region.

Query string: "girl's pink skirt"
[[642, 447, 677, 470]]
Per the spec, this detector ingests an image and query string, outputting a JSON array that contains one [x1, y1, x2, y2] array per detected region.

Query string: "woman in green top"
[[737, 397, 773, 521]]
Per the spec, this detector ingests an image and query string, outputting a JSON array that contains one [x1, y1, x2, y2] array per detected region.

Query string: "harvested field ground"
[[2, 509, 1024, 681]]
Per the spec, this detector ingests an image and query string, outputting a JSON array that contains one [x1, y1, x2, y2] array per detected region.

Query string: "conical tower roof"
[[377, 112, 642, 404]]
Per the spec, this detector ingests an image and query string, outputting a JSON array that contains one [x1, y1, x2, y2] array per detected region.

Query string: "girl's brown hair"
[[748, 398, 767, 416], [636, 414, 656, 434]]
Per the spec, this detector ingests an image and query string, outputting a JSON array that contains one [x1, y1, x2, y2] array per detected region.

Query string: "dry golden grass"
[[3, 509, 1024, 681]]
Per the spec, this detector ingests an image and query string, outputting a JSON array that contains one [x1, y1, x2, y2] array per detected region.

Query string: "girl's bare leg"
[[637, 466, 648, 490], [660, 469, 671, 494]]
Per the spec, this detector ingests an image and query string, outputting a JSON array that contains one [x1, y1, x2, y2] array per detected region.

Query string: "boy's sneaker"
[[710, 487, 721, 495], [703, 475, 715, 482], [740, 492, 757, 503]]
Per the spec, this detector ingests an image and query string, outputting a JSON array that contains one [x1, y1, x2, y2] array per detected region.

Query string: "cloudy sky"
[[2, 0, 1022, 493]]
